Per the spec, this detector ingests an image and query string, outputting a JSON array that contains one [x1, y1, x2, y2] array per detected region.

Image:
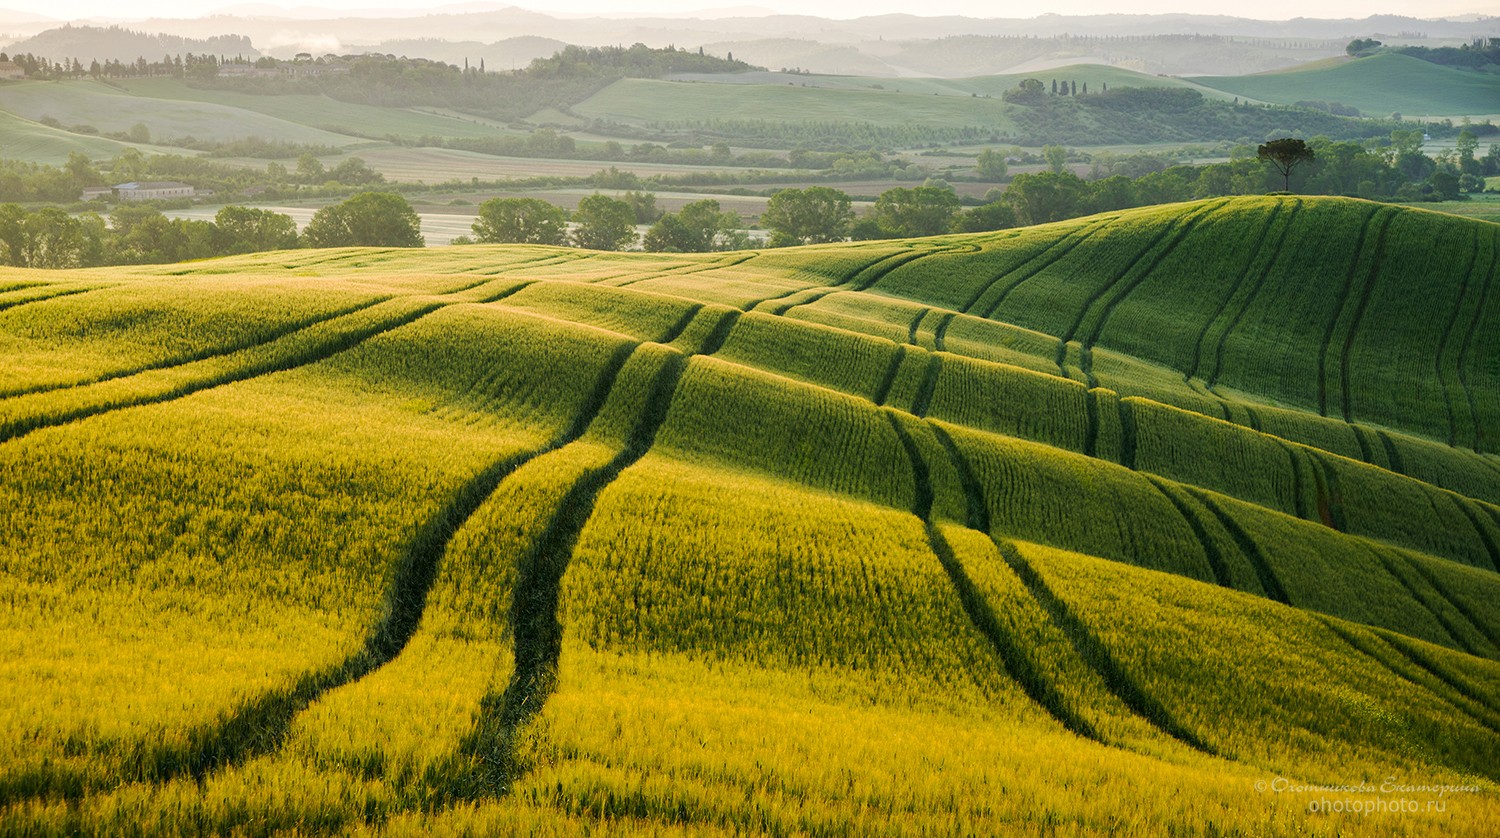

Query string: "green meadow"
[[1191, 53, 1500, 117], [0, 195, 1497, 835]]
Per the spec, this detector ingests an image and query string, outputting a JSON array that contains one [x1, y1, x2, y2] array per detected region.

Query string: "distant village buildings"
[[81, 182, 201, 202]]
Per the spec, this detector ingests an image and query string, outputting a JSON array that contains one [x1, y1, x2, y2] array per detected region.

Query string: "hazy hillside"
[[0, 196, 1497, 834], [3, 24, 258, 63], [1193, 52, 1500, 117]]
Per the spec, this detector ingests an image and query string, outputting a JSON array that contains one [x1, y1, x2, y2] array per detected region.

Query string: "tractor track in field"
[[1434, 229, 1484, 447], [1184, 489, 1290, 606], [849, 249, 932, 293], [872, 345, 907, 407], [994, 537, 1220, 756], [883, 413, 1103, 744], [1402, 558, 1500, 652], [1318, 618, 1500, 740], [1456, 228, 1500, 453], [475, 250, 590, 276], [654, 303, 705, 344], [445, 352, 688, 801], [0, 277, 533, 447], [1370, 550, 1489, 659], [0, 284, 107, 314], [1143, 476, 1232, 589], [910, 355, 943, 417], [1315, 205, 1381, 417], [609, 252, 759, 288], [0, 297, 393, 401], [0, 300, 441, 447], [1335, 209, 1397, 424], [1450, 498, 1500, 574], [1201, 202, 1302, 390], [902, 415, 1225, 756], [962, 221, 1104, 318], [931, 311, 955, 352], [1185, 201, 1291, 385], [1078, 200, 1229, 357], [0, 339, 646, 804], [1376, 628, 1500, 715]]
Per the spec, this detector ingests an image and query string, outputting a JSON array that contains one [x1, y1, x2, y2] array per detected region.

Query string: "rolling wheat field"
[[1, 195, 1498, 835]]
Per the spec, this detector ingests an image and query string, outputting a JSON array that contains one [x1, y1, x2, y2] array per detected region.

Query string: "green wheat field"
[[2, 195, 1498, 835]]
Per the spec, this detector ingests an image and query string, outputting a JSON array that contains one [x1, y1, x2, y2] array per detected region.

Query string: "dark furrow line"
[[954, 234, 1073, 313], [1434, 229, 1484, 447], [0, 341, 645, 806], [0, 285, 100, 314], [1077, 344, 1097, 389], [1278, 442, 1310, 522], [1081, 199, 1228, 351], [693, 309, 741, 356], [0, 297, 392, 401], [1116, 398, 1138, 470], [610, 253, 755, 288], [1242, 406, 1263, 433], [1376, 629, 1500, 713], [979, 221, 1109, 319], [761, 287, 840, 317], [1370, 549, 1484, 657], [1055, 203, 1211, 357], [477, 280, 537, 304], [1185, 201, 1287, 382], [1318, 618, 1500, 736], [910, 354, 943, 417], [1376, 430, 1406, 475], [1143, 476, 1231, 588], [932, 311, 955, 352], [850, 249, 931, 292], [1207, 202, 1304, 390], [884, 415, 1103, 742], [872, 345, 906, 407], [477, 251, 585, 276], [1310, 453, 1348, 531], [1084, 388, 1102, 458], [1316, 205, 1381, 416], [0, 302, 443, 447], [906, 308, 927, 345], [655, 303, 704, 345], [1185, 489, 1291, 605], [993, 539, 1219, 756], [1457, 228, 1500, 453], [1336, 209, 1397, 423], [1450, 497, 1500, 573], [927, 422, 990, 532], [1403, 558, 1500, 651], [448, 354, 688, 800], [1352, 425, 1376, 466]]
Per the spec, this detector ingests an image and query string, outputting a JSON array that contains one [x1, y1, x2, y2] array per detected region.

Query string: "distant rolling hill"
[[0, 196, 1497, 834], [3, 24, 258, 64], [1191, 52, 1500, 116]]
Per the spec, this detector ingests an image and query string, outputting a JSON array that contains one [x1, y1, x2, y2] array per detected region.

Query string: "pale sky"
[[6, 1, 1497, 22]]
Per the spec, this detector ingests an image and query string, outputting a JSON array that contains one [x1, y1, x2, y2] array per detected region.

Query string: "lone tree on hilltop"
[[1257, 138, 1315, 192]]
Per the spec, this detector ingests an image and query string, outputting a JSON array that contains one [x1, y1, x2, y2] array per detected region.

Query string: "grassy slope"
[[670, 63, 1230, 100], [1, 199, 1499, 834], [0, 107, 167, 165], [0, 79, 362, 146], [1190, 52, 1500, 116], [116, 78, 522, 142], [572, 76, 1022, 130]]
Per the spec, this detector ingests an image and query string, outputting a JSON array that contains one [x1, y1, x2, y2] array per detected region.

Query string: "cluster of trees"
[[201, 45, 753, 121], [999, 79, 1446, 147], [0, 50, 224, 80], [462, 193, 747, 252], [0, 192, 429, 268]]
